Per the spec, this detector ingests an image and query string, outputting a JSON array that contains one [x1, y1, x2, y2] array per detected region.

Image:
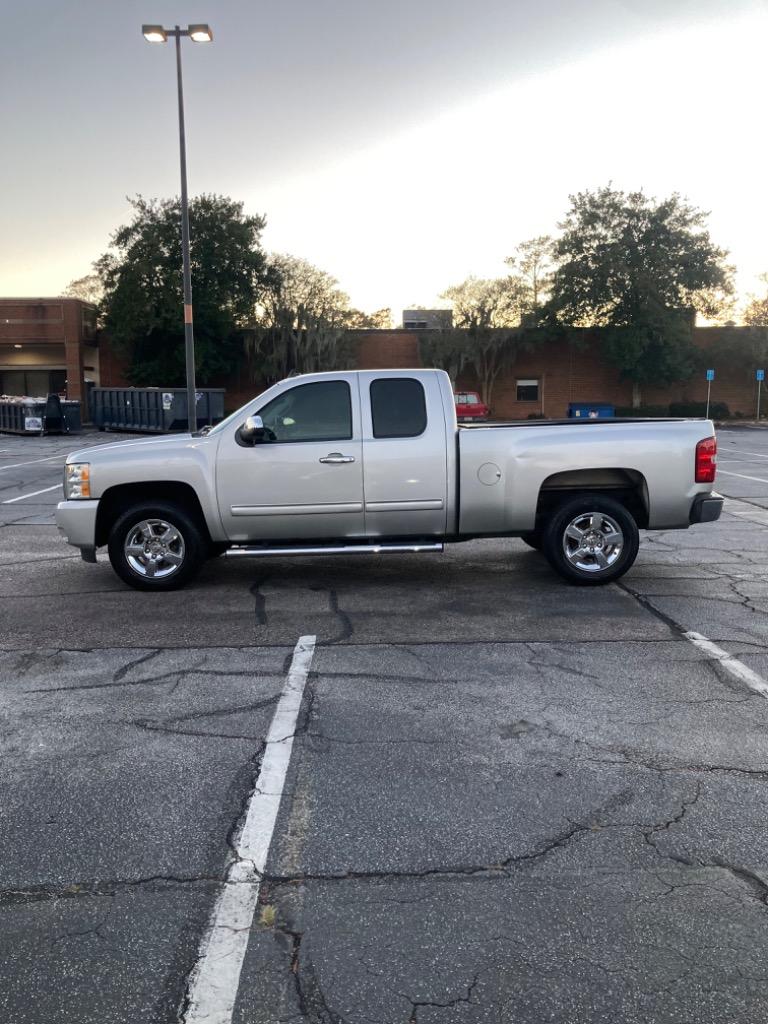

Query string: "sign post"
[[705, 369, 715, 419], [757, 369, 765, 422]]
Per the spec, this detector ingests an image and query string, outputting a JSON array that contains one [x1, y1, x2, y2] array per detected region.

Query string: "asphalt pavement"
[[2, 425, 768, 1023]]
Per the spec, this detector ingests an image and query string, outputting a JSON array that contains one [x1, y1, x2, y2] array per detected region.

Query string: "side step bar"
[[224, 542, 444, 558]]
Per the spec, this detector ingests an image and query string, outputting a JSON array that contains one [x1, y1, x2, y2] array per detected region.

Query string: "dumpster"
[[567, 402, 615, 419], [0, 396, 82, 435], [89, 387, 226, 433]]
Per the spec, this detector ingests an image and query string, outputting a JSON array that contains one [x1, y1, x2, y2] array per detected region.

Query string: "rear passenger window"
[[370, 378, 427, 438]]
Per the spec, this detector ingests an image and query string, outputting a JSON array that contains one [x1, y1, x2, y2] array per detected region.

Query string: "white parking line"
[[683, 631, 768, 698], [182, 634, 317, 1024], [0, 455, 64, 471], [2, 484, 61, 504], [721, 448, 768, 459], [718, 469, 768, 485]]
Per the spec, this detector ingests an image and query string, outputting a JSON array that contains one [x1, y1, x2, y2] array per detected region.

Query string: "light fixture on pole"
[[142, 22, 213, 433]]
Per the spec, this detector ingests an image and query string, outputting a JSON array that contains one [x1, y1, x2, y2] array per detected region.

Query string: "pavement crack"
[[404, 975, 480, 1022], [275, 922, 348, 1023], [266, 821, 591, 886], [51, 919, 109, 945], [615, 581, 687, 638], [645, 782, 702, 848], [710, 861, 768, 907], [325, 586, 354, 645], [250, 574, 270, 626], [224, 741, 268, 866], [0, 874, 222, 906], [113, 649, 163, 682], [131, 695, 280, 743], [307, 582, 354, 645]]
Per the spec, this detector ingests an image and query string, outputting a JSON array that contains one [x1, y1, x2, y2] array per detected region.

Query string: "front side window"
[[370, 378, 427, 438], [517, 379, 539, 402], [258, 380, 352, 442]]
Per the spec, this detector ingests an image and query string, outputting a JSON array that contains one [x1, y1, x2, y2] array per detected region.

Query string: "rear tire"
[[541, 494, 639, 586], [107, 501, 206, 591]]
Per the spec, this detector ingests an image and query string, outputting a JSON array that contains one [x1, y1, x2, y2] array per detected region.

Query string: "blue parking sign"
[[706, 369, 715, 381], [758, 369, 765, 382]]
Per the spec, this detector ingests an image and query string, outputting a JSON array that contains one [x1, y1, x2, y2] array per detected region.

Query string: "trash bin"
[[0, 397, 82, 434], [568, 403, 615, 419], [89, 387, 226, 433]]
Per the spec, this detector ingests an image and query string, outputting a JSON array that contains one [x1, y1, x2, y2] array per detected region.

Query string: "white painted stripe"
[[182, 634, 317, 1024], [718, 469, 768, 484], [723, 498, 768, 526], [1, 484, 61, 504], [0, 454, 64, 472], [721, 448, 768, 459], [683, 631, 768, 698]]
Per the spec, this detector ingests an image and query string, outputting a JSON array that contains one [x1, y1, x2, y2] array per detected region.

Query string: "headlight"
[[64, 463, 91, 499]]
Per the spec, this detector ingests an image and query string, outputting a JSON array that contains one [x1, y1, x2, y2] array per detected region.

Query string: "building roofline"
[[0, 296, 96, 306]]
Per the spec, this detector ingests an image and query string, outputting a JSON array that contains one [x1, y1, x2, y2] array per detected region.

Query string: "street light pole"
[[142, 23, 213, 432], [174, 27, 196, 434]]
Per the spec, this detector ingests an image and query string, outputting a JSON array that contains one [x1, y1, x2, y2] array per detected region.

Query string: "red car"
[[454, 390, 489, 422]]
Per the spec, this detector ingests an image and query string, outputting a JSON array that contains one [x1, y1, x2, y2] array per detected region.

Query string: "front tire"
[[541, 495, 639, 586], [107, 502, 205, 591]]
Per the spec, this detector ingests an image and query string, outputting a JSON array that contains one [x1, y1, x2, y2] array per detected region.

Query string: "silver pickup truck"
[[56, 368, 722, 591]]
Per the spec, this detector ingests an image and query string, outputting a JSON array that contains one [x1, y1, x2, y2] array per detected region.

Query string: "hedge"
[[613, 405, 670, 417], [669, 401, 730, 419]]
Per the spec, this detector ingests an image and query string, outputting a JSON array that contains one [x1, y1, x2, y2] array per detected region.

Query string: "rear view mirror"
[[239, 414, 266, 444]]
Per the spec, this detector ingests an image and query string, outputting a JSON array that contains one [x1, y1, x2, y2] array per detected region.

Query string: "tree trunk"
[[632, 382, 642, 409]]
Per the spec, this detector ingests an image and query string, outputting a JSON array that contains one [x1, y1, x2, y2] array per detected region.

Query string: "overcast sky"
[[2, 0, 766, 319]]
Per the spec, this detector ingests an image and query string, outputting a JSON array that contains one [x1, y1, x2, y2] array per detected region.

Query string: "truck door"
[[216, 377, 365, 542], [360, 372, 448, 537]]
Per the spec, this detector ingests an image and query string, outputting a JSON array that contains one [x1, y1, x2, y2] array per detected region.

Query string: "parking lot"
[[3, 425, 768, 1023]]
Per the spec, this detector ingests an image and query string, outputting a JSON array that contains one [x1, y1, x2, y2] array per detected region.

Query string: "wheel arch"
[[95, 481, 212, 547], [535, 468, 649, 528]]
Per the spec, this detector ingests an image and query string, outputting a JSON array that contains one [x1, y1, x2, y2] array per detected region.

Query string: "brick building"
[[351, 327, 765, 420], [43, 316, 764, 421], [0, 298, 98, 406]]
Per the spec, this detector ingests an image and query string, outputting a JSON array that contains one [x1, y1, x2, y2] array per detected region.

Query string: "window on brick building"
[[516, 379, 539, 402]]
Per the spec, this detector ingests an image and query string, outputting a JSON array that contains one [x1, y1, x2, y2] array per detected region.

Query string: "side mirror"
[[239, 414, 267, 444]]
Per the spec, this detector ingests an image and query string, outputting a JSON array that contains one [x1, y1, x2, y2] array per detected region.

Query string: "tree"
[[440, 275, 532, 405], [251, 255, 355, 377], [548, 186, 734, 395], [505, 235, 554, 322], [64, 274, 103, 306], [418, 328, 470, 384], [345, 308, 393, 329], [744, 274, 768, 327], [251, 255, 388, 377], [95, 195, 272, 385]]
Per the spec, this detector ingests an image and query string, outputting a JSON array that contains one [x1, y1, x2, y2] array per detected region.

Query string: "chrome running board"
[[224, 542, 444, 558]]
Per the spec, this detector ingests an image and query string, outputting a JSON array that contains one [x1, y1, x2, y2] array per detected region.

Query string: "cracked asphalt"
[[2, 426, 768, 1023]]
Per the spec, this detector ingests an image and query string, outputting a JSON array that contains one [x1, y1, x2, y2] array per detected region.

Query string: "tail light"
[[695, 436, 717, 483]]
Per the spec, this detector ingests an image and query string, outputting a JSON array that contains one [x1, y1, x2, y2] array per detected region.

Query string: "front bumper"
[[690, 492, 724, 524], [56, 499, 99, 553]]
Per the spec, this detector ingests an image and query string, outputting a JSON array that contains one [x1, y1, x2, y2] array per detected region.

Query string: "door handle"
[[319, 453, 355, 464]]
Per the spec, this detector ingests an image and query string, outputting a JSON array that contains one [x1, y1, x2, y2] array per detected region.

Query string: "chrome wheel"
[[124, 519, 185, 579], [562, 511, 624, 573]]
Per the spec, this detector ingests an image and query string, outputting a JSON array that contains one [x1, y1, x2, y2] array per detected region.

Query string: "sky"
[[1, 0, 767, 321]]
